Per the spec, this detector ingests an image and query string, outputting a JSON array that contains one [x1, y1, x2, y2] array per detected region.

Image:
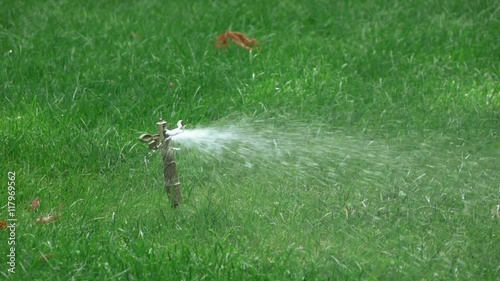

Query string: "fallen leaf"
[[130, 32, 142, 40], [40, 252, 55, 263], [215, 31, 258, 51], [0, 221, 7, 229], [36, 214, 60, 224], [31, 197, 40, 211]]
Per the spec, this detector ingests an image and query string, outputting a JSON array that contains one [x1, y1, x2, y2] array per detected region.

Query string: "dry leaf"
[[31, 197, 40, 211], [36, 214, 60, 224], [215, 31, 258, 51], [0, 221, 7, 229], [40, 252, 55, 263], [130, 32, 142, 40]]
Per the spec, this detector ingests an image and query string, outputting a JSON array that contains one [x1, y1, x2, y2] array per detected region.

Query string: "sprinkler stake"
[[139, 118, 185, 208]]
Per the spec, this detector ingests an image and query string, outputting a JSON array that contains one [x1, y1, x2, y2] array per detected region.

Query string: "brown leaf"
[[31, 197, 40, 211], [215, 31, 258, 51], [0, 221, 7, 230], [40, 252, 55, 263], [36, 214, 60, 224]]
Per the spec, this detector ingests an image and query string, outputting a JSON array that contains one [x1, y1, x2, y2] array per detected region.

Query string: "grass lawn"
[[1, 0, 499, 280]]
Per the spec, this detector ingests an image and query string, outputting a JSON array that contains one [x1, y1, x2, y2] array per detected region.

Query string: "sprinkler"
[[139, 118, 185, 208]]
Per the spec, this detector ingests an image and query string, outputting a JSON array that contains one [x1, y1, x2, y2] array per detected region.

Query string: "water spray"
[[137, 117, 410, 210], [139, 118, 185, 208]]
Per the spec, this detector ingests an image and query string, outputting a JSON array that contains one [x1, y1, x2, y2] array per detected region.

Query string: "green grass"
[[1, 0, 499, 280]]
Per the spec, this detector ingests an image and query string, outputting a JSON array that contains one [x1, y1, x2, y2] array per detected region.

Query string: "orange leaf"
[[215, 31, 258, 51], [36, 214, 60, 224], [0, 221, 7, 229], [31, 197, 40, 211]]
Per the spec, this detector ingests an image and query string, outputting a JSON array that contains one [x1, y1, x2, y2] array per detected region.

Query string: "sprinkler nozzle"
[[139, 119, 186, 150], [166, 120, 185, 137]]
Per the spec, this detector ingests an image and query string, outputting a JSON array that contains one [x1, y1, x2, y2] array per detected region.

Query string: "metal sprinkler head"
[[139, 118, 185, 150], [139, 118, 184, 208]]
